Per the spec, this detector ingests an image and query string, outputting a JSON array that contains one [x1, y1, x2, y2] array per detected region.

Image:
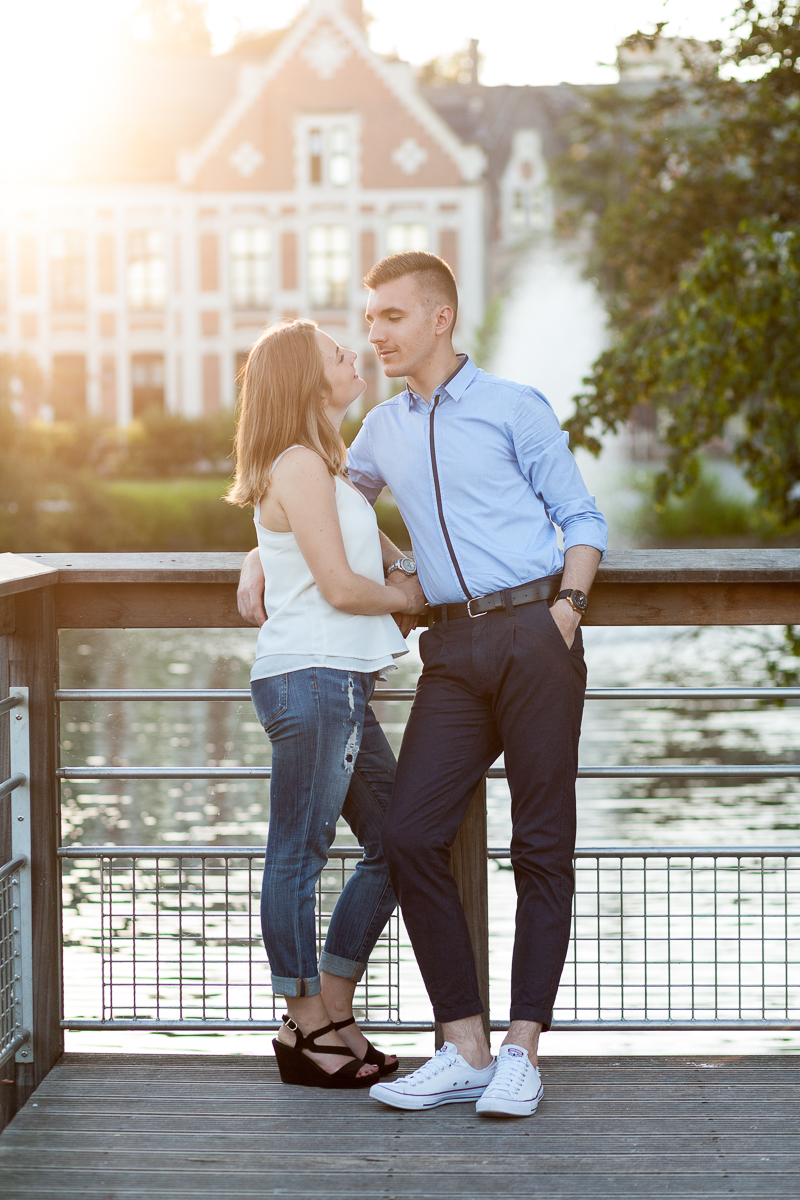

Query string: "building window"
[[230, 228, 271, 309], [50, 232, 86, 311], [329, 126, 351, 186], [51, 354, 87, 420], [97, 233, 115, 293], [308, 226, 349, 309], [309, 129, 323, 184], [128, 231, 166, 311], [18, 235, 37, 295], [386, 224, 429, 254], [131, 353, 165, 416], [307, 124, 352, 187]]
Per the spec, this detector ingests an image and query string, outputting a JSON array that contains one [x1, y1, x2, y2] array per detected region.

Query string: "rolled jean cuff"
[[271, 973, 322, 998], [509, 1004, 553, 1032], [318, 950, 366, 983]]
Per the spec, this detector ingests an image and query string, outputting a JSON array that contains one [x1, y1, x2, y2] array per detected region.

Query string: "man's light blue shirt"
[[346, 356, 608, 607]]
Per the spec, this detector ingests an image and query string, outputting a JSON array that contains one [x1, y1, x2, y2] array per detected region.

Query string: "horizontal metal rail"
[[59, 1018, 800, 1033], [0, 1032, 31, 1071], [56, 763, 800, 781], [0, 695, 22, 717], [0, 774, 26, 801], [57, 844, 800, 860], [55, 687, 800, 703]]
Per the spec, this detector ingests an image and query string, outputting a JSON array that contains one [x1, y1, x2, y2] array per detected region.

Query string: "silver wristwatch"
[[386, 556, 417, 578]]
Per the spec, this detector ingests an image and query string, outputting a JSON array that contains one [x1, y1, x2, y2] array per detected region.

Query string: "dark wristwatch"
[[386, 556, 417, 578], [555, 588, 588, 615]]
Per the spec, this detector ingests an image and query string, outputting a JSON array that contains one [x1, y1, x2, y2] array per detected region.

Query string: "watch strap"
[[556, 588, 588, 614]]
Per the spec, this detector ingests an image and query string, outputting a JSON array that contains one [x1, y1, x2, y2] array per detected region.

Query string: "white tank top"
[[250, 446, 408, 681]]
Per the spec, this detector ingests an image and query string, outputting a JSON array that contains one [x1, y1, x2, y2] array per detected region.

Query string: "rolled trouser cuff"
[[270, 973, 322, 998], [509, 1005, 553, 1032], [319, 950, 366, 983], [432, 1001, 485, 1024]]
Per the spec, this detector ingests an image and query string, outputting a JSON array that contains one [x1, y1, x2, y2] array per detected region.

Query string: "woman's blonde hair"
[[226, 319, 346, 508]]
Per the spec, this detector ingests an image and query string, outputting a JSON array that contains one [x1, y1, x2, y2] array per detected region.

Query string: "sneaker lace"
[[400, 1048, 455, 1087], [493, 1054, 528, 1096]]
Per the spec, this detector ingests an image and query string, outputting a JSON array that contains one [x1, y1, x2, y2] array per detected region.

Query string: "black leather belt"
[[427, 575, 562, 624]]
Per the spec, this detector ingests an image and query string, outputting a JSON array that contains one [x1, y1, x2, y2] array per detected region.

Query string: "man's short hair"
[[363, 251, 458, 327]]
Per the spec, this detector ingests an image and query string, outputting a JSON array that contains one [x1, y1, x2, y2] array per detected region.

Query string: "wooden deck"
[[0, 1054, 798, 1197]]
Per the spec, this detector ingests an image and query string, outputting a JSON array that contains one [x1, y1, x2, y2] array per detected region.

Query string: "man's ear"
[[434, 304, 455, 338]]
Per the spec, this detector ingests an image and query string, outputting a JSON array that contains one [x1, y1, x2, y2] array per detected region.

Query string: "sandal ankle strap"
[[282, 1015, 356, 1058]]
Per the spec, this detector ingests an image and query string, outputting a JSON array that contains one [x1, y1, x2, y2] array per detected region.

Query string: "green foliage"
[[568, 219, 800, 522], [557, 1, 800, 524], [631, 467, 776, 542]]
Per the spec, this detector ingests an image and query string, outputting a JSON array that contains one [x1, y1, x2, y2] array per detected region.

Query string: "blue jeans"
[[252, 668, 397, 998]]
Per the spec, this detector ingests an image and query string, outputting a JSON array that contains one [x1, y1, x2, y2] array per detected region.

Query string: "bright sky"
[[0, 0, 754, 178]]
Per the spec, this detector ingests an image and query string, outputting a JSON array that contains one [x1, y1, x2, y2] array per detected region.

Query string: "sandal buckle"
[[283, 1015, 299, 1032]]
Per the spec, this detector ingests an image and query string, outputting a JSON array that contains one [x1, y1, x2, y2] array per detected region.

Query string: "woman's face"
[[315, 330, 367, 421]]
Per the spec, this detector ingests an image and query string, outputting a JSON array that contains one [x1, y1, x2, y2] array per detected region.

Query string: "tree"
[[558, 1, 800, 522]]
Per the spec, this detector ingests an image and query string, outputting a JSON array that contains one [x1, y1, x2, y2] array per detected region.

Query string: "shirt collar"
[[405, 354, 477, 408]]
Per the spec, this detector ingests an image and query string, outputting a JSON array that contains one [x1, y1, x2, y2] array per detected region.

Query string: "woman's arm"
[[270, 449, 425, 618]]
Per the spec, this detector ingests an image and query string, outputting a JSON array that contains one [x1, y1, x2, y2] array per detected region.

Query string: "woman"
[[227, 320, 424, 1089]]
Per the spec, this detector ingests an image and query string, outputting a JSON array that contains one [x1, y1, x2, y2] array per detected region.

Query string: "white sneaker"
[[369, 1042, 496, 1111], [475, 1044, 543, 1117]]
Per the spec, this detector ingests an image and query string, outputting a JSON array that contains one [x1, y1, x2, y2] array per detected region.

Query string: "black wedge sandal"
[[272, 1015, 377, 1089], [332, 1016, 399, 1077]]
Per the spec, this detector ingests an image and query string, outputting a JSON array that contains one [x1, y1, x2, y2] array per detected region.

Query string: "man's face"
[[365, 274, 453, 379]]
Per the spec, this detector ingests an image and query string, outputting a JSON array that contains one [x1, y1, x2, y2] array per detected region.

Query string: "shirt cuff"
[[562, 519, 608, 562]]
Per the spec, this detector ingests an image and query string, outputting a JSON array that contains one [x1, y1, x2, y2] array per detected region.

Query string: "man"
[[238, 251, 607, 1118]]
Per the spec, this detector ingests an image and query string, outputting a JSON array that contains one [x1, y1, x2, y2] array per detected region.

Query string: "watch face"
[[572, 590, 588, 612], [400, 557, 416, 573]]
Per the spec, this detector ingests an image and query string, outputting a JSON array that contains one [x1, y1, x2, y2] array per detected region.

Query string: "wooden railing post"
[[0, 557, 62, 1124], [435, 777, 490, 1048]]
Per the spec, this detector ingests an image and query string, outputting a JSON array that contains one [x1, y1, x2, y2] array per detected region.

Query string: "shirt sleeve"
[[512, 387, 608, 558], [346, 418, 386, 505]]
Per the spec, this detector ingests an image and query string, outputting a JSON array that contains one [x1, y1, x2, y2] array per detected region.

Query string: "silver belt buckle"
[[466, 597, 487, 618]]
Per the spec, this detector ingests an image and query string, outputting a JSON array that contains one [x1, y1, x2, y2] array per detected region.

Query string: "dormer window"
[[299, 115, 359, 189], [329, 127, 351, 186]]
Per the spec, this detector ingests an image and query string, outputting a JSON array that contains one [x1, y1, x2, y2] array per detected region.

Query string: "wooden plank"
[[10, 1108, 800, 1128], [54, 582, 249, 629], [0, 1169, 798, 1195], [3, 1130, 798, 1154], [19, 552, 247, 584], [52, 578, 800, 630], [28, 548, 800, 584], [3, 1148, 800, 1172], [585, 581, 800, 626], [0, 597, 14, 636], [0, 554, 58, 600], [1, 587, 63, 1117]]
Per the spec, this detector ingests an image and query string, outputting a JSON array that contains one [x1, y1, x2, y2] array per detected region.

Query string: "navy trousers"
[[381, 598, 586, 1029]]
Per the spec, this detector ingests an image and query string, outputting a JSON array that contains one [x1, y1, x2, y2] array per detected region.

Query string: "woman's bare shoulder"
[[270, 446, 334, 490]]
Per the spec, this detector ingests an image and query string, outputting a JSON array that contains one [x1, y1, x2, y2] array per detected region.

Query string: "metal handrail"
[[58, 843, 800, 860], [0, 774, 27, 801], [55, 687, 800, 702], [56, 763, 800, 780]]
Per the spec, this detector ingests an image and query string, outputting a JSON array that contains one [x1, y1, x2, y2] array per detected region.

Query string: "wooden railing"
[[1, 547, 799, 1124]]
